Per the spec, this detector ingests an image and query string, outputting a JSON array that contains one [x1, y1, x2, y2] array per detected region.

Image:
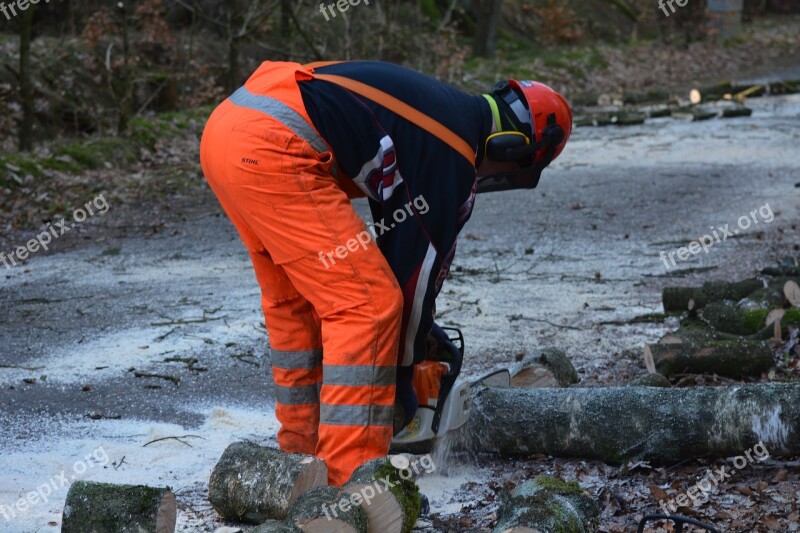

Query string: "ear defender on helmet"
[[478, 79, 572, 193]]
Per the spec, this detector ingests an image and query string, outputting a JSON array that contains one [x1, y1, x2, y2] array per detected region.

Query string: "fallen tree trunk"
[[288, 486, 367, 532], [493, 476, 599, 533], [469, 383, 800, 463], [61, 481, 176, 533], [662, 278, 763, 311], [343, 457, 421, 533], [208, 442, 327, 523]]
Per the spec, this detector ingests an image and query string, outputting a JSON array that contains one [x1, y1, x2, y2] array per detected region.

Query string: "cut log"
[[510, 348, 579, 388], [288, 486, 367, 533], [647, 336, 773, 378], [208, 441, 327, 523], [700, 301, 772, 335], [761, 256, 800, 277], [493, 476, 600, 533], [662, 278, 763, 311], [738, 285, 788, 309], [252, 520, 302, 533], [721, 106, 752, 118], [61, 481, 176, 533], [343, 457, 421, 533], [671, 107, 717, 121], [469, 382, 800, 463]]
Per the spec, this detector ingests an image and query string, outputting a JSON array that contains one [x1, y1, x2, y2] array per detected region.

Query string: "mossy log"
[[699, 301, 774, 335], [662, 278, 763, 311], [647, 336, 773, 378], [288, 486, 367, 533], [208, 442, 327, 523], [343, 457, 421, 533], [469, 382, 800, 463], [510, 348, 579, 388], [61, 481, 176, 533], [493, 476, 600, 533], [738, 285, 788, 309]]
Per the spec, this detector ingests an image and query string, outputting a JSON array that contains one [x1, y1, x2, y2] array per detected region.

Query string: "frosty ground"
[[1, 93, 798, 532]]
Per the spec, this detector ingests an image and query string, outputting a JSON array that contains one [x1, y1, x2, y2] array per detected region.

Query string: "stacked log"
[[648, 275, 800, 379], [208, 446, 421, 532]]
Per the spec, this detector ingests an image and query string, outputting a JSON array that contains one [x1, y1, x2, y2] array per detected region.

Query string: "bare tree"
[[176, 0, 280, 94], [18, 3, 35, 151], [472, 0, 502, 57]]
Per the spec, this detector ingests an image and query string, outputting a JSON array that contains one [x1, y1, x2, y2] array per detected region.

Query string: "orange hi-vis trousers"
[[199, 61, 403, 486]]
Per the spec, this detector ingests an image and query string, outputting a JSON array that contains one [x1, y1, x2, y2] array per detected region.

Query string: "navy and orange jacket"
[[298, 61, 493, 368]]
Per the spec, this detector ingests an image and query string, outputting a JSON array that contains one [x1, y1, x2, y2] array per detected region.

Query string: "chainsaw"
[[392, 327, 510, 445]]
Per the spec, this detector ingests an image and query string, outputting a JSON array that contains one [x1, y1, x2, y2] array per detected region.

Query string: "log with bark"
[[662, 278, 763, 312], [761, 256, 800, 277], [61, 481, 176, 533], [645, 323, 774, 378], [288, 486, 368, 532], [469, 382, 800, 463], [510, 348, 579, 388], [208, 442, 327, 523], [342, 456, 421, 533], [493, 476, 599, 533]]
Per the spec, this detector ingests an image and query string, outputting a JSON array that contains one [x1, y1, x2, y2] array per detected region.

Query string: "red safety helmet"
[[508, 79, 572, 162], [479, 79, 573, 193]]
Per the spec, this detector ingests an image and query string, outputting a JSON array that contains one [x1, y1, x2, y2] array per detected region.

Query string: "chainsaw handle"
[[430, 326, 464, 434]]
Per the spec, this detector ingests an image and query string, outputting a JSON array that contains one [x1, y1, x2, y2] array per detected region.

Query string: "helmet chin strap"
[[476, 114, 563, 194]]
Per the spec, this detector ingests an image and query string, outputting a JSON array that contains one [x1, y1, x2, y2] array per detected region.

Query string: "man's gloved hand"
[[393, 365, 417, 436], [426, 322, 460, 363]]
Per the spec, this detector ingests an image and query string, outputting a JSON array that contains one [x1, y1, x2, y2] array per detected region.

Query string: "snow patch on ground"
[[0, 403, 281, 532]]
